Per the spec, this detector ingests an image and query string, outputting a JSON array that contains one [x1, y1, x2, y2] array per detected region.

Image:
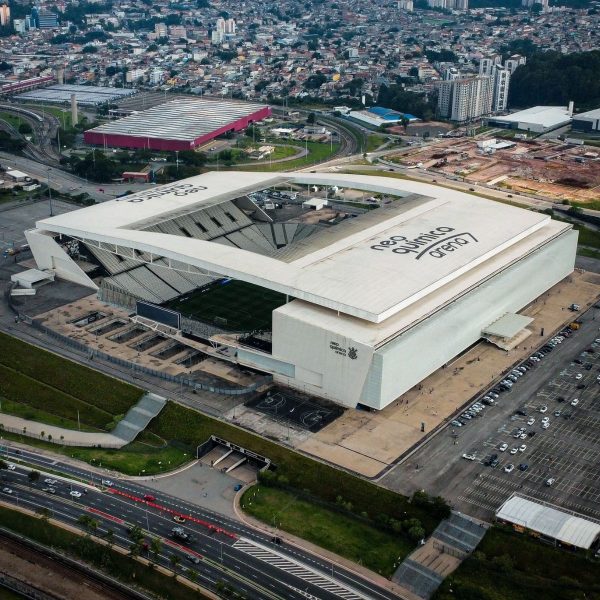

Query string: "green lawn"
[[231, 141, 339, 172], [366, 133, 388, 153], [165, 280, 286, 332], [0, 396, 100, 432], [434, 526, 600, 600], [0, 111, 25, 130], [0, 505, 210, 600], [0, 331, 142, 419], [242, 486, 412, 577]]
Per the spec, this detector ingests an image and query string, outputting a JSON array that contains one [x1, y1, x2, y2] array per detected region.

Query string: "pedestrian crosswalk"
[[233, 538, 371, 600]]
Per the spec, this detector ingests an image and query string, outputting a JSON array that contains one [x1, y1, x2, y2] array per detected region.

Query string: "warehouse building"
[[496, 495, 600, 550], [83, 98, 271, 151], [25, 172, 577, 410], [487, 105, 573, 133], [572, 107, 600, 133], [16, 84, 136, 106]]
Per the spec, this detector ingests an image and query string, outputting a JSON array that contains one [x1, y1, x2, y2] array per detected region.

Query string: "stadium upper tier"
[[30, 171, 570, 324]]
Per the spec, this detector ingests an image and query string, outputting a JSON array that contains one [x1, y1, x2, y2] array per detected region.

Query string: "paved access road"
[[0, 151, 153, 202], [381, 306, 600, 523], [0, 447, 401, 600]]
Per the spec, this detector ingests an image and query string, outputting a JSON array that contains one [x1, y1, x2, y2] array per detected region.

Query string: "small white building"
[[302, 198, 328, 210], [6, 169, 29, 182]]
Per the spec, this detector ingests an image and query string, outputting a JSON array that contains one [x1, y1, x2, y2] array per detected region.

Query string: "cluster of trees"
[[509, 50, 600, 111], [68, 152, 121, 182], [258, 469, 449, 545], [0, 131, 25, 152], [377, 83, 437, 120]]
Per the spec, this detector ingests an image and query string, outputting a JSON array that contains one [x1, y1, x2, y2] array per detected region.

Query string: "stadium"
[[83, 98, 271, 151], [25, 172, 577, 410]]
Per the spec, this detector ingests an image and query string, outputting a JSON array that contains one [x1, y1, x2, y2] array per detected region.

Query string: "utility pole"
[[47, 169, 53, 217]]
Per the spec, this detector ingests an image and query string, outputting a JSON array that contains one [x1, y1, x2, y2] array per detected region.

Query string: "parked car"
[[499, 443, 508, 452], [527, 417, 535, 426], [518, 463, 529, 471], [519, 444, 527, 452], [546, 478, 556, 486], [539, 405, 548, 413], [462, 453, 476, 461], [571, 398, 580, 406], [504, 464, 515, 473]]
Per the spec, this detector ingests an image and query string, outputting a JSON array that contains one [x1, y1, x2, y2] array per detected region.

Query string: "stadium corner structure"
[[25, 171, 577, 410]]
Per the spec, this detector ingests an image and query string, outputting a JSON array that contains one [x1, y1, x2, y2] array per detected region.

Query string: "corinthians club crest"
[[348, 347, 358, 360]]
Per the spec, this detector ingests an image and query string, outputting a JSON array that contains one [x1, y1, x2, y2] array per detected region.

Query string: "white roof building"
[[26, 172, 577, 409], [488, 105, 573, 133], [496, 495, 600, 550]]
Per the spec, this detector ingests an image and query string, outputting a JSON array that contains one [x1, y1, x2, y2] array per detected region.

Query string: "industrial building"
[[25, 172, 577, 410], [572, 107, 600, 132], [496, 495, 600, 550], [348, 106, 418, 128], [487, 105, 573, 133], [83, 98, 271, 151], [16, 84, 136, 106]]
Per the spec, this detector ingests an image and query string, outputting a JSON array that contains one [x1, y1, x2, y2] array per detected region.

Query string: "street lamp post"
[[47, 169, 53, 217]]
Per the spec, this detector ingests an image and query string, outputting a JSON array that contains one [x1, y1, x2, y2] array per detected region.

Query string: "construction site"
[[389, 137, 600, 204]]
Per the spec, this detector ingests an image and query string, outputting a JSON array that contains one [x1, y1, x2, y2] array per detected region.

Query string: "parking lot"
[[382, 305, 600, 523]]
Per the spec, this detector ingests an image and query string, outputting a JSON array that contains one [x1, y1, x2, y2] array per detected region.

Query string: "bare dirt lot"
[[387, 137, 600, 204]]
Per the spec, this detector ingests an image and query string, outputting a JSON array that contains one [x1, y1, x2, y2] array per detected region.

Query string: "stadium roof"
[[491, 106, 572, 129], [496, 495, 600, 549], [34, 172, 569, 324], [573, 107, 600, 120], [85, 98, 269, 142]]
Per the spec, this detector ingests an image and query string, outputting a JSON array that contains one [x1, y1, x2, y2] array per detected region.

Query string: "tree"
[[150, 537, 162, 561], [104, 528, 115, 548], [169, 553, 181, 576], [28, 470, 40, 483], [307, 112, 316, 124], [18, 123, 33, 134], [0, 459, 7, 470]]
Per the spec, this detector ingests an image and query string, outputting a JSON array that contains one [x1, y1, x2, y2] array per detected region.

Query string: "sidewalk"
[[0, 392, 166, 449]]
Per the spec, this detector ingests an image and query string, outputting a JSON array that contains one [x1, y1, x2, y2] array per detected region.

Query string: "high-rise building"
[[224, 18, 236, 34], [491, 64, 510, 113], [505, 54, 526, 74], [397, 0, 414, 11], [444, 67, 461, 80], [438, 76, 492, 122], [155, 22, 167, 37], [479, 55, 501, 77], [427, 0, 468, 9], [0, 3, 10, 27]]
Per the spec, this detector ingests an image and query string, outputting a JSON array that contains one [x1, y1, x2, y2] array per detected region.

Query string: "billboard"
[[136, 301, 181, 330]]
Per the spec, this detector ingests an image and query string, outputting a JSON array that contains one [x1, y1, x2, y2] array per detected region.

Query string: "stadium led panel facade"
[[26, 172, 577, 410]]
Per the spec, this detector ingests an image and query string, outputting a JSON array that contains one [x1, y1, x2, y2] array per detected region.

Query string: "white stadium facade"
[[25, 172, 577, 410]]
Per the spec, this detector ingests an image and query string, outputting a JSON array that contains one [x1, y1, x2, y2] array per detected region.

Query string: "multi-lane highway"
[[0, 446, 401, 600]]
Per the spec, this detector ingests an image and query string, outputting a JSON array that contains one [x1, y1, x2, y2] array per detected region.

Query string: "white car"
[[575, 373, 583, 380], [44, 478, 58, 485], [7, 463, 16, 471], [499, 443, 509, 452], [539, 406, 548, 413], [542, 422, 550, 429], [519, 433, 528, 440], [519, 444, 527, 452], [504, 464, 515, 473], [510, 447, 518, 455], [527, 417, 535, 426], [571, 398, 580, 406], [462, 453, 476, 461], [70, 490, 82, 498]]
